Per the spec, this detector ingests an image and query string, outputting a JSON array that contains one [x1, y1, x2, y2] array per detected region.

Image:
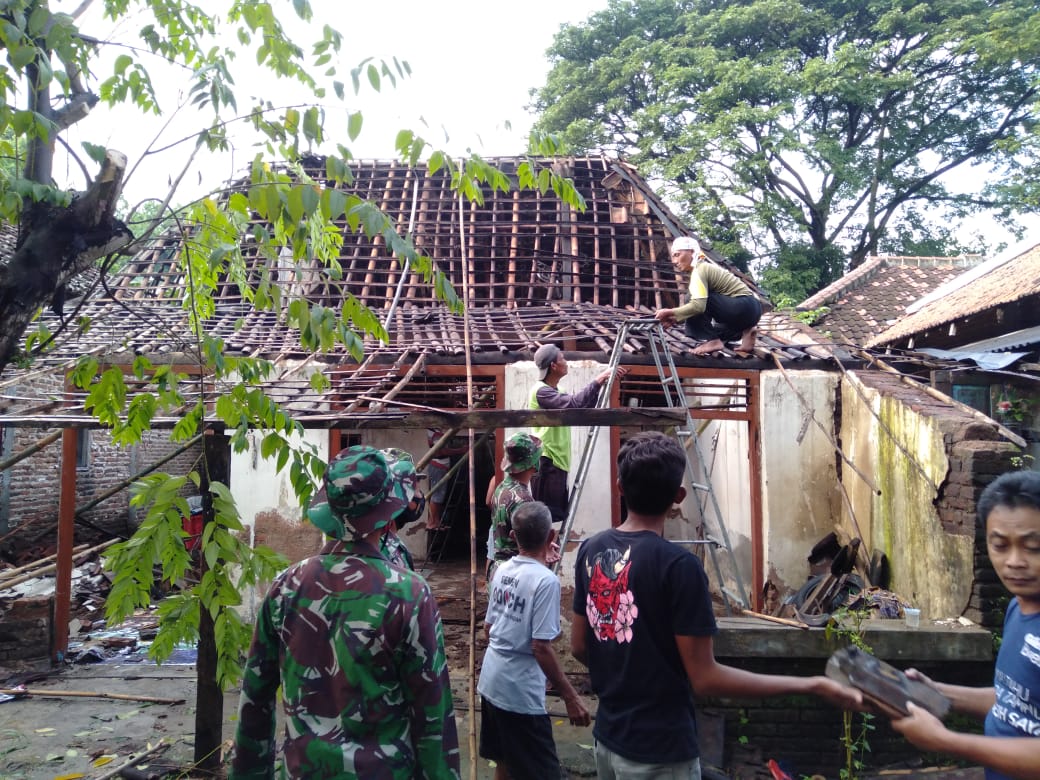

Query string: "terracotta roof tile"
[[869, 242, 1040, 347], [799, 255, 982, 346]]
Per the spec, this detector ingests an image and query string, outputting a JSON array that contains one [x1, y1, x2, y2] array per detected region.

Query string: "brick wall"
[[1, 375, 204, 554], [946, 440, 1019, 630], [702, 655, 993, 777], [0, 596, 53, 669]]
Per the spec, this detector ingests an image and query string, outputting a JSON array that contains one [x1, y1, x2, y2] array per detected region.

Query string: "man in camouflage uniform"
[[231, 446, 460, 779], [487, 433, 542, 584], [379, 448, 427, 571]]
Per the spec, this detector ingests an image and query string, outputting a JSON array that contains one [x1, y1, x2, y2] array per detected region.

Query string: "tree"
[[0, 0, 583, 770], [531, 0, 1040, 294]]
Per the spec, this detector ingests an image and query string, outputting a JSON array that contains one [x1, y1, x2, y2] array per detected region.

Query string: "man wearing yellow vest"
[[529, 344, 628, 524], [655, 236, 762, 355]]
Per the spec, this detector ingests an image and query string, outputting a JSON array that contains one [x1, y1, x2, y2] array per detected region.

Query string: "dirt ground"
[[0, 561, 598, 780]]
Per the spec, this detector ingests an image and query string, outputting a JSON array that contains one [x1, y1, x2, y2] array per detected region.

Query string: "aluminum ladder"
[[553, 318, 750, 613]]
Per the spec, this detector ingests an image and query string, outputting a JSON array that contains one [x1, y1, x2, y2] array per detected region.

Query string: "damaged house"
[[0, 155, 1022, 618], [0, 155, 1020, 772]]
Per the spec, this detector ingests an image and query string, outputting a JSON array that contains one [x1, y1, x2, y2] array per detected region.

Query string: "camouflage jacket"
[[490, 475, 533, 561], [230, 538, 460, 779]]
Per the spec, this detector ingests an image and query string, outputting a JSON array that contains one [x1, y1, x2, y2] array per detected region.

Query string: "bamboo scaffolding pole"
[[458, 184, 479, 780]]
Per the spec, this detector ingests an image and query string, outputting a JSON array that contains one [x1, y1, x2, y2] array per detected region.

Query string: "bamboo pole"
[[739, 608, 810, 630], [0, 538, 117, 590], [856, 350, 1027, 448], [0, 688, 185, 704], [458, 185, 479, 780], [94, 739, 171, 780], [366, 353, 427, 413], [0, 543, 90, 581]]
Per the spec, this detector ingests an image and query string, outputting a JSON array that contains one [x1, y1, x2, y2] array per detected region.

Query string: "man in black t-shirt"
[[572, 432, 861, 778]]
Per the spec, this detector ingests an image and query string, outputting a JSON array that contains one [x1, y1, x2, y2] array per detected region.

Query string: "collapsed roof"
[[2, 155, 847, 426]]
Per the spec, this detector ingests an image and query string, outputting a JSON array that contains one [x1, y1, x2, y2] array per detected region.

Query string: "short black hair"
[[512, 501, 553, 552], [617, 432, 686, 515], [977, 470, 1040, 525]]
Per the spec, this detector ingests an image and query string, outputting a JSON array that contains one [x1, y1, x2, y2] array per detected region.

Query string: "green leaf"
[[347, 111, 362, 141]]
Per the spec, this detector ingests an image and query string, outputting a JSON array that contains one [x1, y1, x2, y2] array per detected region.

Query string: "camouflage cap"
[[500, 432, 543, 474], [306, 446, 419, 540]]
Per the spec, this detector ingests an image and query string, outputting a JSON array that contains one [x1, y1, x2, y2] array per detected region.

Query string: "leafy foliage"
[[0, 0, 591, 711], [104, 472, 288, 689], [532, 0, 1040, 288]]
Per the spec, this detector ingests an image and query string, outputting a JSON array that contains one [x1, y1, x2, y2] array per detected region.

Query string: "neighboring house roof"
[[869, 240, 1040, 350], [2, 155, 849, 425], [797, 254, 983, 346]]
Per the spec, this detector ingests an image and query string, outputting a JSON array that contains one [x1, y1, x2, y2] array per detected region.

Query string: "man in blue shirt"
[[891, 469, 1040, 780]]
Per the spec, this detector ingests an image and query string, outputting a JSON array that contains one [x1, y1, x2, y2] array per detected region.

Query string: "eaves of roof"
[[870, 240, 1040, 348]]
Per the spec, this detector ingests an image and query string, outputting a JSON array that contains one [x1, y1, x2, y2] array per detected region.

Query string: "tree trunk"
[[195, 429, 230, 771], [0, 150, 133, 376]]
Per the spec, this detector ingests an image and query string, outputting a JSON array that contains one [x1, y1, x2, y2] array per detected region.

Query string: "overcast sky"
[[57, 1, 609, 204], [52, 0, 1034, 251]]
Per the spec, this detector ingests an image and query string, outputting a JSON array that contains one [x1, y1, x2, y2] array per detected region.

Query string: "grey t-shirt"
[[477, 555, 561, 715]]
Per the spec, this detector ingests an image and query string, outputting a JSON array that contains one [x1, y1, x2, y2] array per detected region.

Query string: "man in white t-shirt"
[[477, 501, 591, 780]]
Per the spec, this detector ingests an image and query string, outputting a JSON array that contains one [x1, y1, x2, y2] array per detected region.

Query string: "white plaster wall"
[[673, 377, 754, 606], [688, 417, 753, 605], [505, 359, 614, 589], [759, 370, 842, 596], [233, 428, 329, 538]]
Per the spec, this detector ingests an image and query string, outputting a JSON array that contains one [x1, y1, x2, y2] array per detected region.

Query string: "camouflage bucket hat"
[[501, 432, 543, 474], [306, 446, 418, 540]]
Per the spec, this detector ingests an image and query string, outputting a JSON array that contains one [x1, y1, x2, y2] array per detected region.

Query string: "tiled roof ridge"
[[869, 240, 1040, 347], [798, 255, 887, 309], [798, 253, 984, 310]]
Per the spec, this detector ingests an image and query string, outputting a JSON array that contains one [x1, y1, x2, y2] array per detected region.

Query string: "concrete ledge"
[[714, 616, 994, 664]]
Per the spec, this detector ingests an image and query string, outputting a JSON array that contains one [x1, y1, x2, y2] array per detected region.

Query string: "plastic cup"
[[904, 608, 921, 629]]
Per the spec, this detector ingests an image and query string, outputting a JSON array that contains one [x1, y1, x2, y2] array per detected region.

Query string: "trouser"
[[530, 456, 568, 524], [594, 740, 701, 779], [683, 293, 762, 344]]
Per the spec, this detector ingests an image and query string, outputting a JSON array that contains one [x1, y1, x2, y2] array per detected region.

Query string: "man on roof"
[[655, 236, 763, 355]]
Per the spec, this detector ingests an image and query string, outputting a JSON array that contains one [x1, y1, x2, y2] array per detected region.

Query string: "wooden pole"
[[458, 186, 478, 780], [0, 543, 90, 581], [54, 426, 77, 662], [739, 609, 810, 630], [0, 539, 117, 590]]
